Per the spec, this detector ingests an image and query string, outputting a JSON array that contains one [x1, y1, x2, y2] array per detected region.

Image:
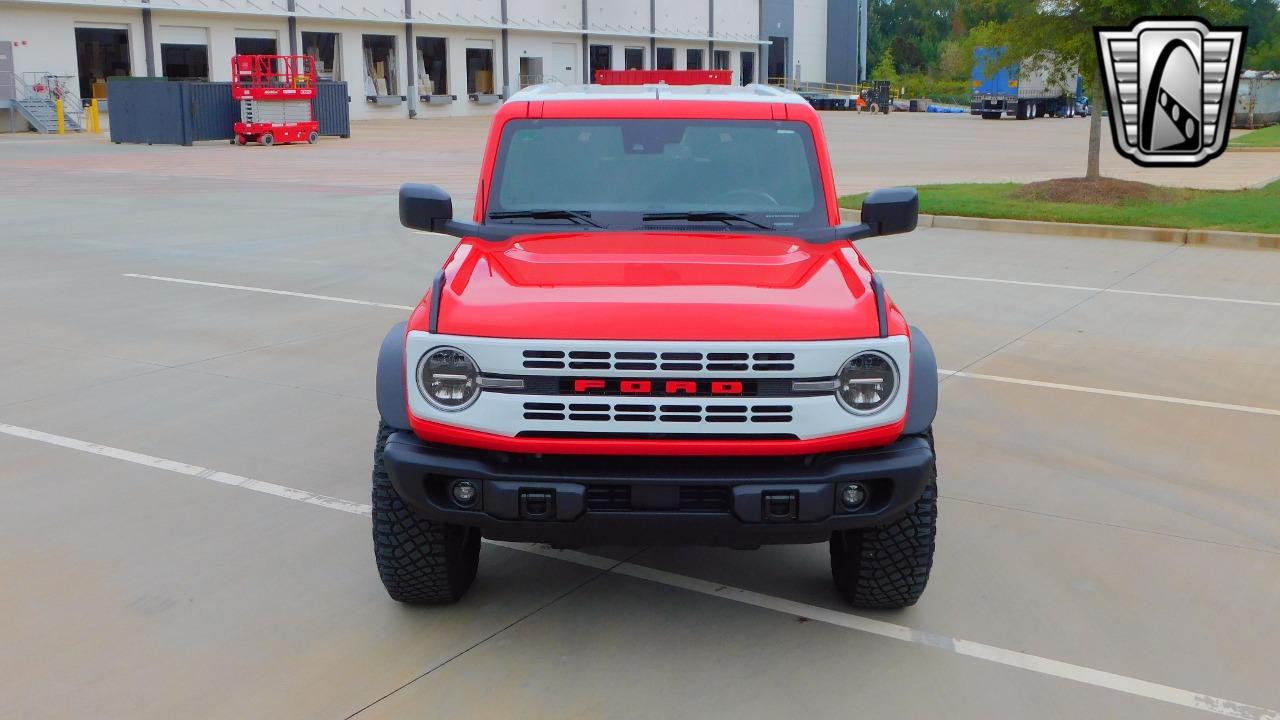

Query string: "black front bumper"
[[382, 432, 935, 546]]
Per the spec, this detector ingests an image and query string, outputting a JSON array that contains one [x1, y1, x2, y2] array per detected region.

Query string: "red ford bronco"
[[373, 81, 939, 609]]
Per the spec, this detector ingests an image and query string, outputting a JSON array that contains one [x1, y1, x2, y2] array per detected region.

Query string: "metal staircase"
[[12, 73, 84, 133]]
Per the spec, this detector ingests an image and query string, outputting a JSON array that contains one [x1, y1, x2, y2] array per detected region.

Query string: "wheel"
[[307, 131, 318, 144], [372, 422, 481, 604], [1015, 100, 1028, 120], [260, 133, 274, 146], [234, 134, 247, 146], [830, 433, 937, 609]]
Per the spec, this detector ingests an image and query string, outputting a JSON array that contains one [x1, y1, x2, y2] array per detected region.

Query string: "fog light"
[[840, 483, 867, 510], [451, 481, 478, 507]]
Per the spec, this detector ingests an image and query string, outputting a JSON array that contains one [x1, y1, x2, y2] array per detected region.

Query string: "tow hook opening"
[[761, 491, 799, 522], [519, 489, 557, 520]]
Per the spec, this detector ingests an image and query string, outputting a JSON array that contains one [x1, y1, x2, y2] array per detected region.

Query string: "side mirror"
[[860, 187, 918, 236], [399, 183, 453, 232]]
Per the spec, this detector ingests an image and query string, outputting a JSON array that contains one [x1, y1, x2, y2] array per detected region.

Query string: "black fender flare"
[[376, 321, 411, 430], [904, 326, 938, 436]]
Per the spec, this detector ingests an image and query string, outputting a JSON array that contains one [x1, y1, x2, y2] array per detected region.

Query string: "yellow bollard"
[[56, 98, 65, 134], [90, 99, 101, 133]]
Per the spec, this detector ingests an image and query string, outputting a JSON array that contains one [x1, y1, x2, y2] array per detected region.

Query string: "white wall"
[[415, 0, 503, 26], [655, 0, 709, 38], [0, 0, 787, 123], [507, 0, 581, 29], [589, 0, 648, 35], [2, 3, 147, 94], [293, 19, 402, 121], [583, 34, 651, 74], [507, 30, 580, 86], [713, 0, 758, 42], [792, 0, 825, 82], [148, 12, 291, 82]]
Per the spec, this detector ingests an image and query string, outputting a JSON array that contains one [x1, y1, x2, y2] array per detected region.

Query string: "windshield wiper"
[[641, 211, 772, 230], [487, 209, 603, 228]]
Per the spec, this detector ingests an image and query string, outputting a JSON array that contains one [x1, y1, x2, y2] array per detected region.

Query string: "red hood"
[[432, 231, 882, 341]]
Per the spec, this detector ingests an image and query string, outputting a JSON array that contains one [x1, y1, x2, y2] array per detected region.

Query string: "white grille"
[[404, 332, 912, 440]]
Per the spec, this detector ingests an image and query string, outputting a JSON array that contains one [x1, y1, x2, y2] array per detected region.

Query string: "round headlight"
[[417, 346, 480, 411], [836, 351, 899, 415]]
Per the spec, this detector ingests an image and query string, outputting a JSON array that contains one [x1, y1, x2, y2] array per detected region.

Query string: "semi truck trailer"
[[970, 47, 1089, 120]]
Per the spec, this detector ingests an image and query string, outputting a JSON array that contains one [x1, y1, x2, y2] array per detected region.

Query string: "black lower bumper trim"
[[382, 433, 935, 546]]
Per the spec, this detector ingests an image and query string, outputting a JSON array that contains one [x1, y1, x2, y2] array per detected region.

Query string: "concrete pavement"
[[1, 119, 1278, 720]]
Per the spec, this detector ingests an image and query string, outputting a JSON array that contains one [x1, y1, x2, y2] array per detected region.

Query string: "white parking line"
[[879, 270, 1280, 308], [0, 422, 371, 517], [938, 370, 1280, 418], [122, 274, 414, 311], [2, 420, 1276, 720]]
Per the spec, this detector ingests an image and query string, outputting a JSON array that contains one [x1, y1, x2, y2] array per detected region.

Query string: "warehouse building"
[[0, 0, 867, 127]]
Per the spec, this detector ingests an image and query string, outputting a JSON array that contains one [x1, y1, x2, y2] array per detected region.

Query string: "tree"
[[868, 0, 957, 78], [1230, 0, 1279, 48], [871, 47, 900, 83], [1244, 10, 1280, 68], [938, 40, 971, 80], [971, 0, 1242, 180], [890, 36, 928, 73]]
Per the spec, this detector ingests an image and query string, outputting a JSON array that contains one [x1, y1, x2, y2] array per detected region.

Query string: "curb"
[[838, 208, 1279, 251]]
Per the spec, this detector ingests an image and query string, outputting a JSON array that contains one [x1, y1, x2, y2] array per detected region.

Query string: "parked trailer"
[[970, 48, 1088, 120]]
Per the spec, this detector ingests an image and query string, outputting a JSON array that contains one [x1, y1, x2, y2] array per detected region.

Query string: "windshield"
[[486, 119, 828, 230]]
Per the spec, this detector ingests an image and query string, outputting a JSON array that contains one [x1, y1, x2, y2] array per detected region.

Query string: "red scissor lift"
[[232, 54, 319, 146]]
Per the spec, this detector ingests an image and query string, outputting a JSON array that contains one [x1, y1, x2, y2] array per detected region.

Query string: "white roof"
[[507, 82, 810, 105]]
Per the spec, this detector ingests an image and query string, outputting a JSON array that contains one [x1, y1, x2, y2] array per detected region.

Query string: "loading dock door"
[[160, 26, 210, 80], [75, 26, 131, 100], [552, 42, 576, 85], [768, 36, 788, 82], [234, 35, 278, 56]]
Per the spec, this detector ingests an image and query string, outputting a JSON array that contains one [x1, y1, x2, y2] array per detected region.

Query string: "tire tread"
[[372, 422, 479, 604], [830, 433, 937, 609]]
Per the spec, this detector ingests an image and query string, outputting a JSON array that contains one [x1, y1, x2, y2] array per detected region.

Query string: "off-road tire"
[[372, 422, 481, 604], [830, 433, 937, 609]]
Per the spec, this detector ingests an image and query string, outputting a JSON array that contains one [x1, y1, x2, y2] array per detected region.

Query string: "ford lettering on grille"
[[567, 378, 751, 396]]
